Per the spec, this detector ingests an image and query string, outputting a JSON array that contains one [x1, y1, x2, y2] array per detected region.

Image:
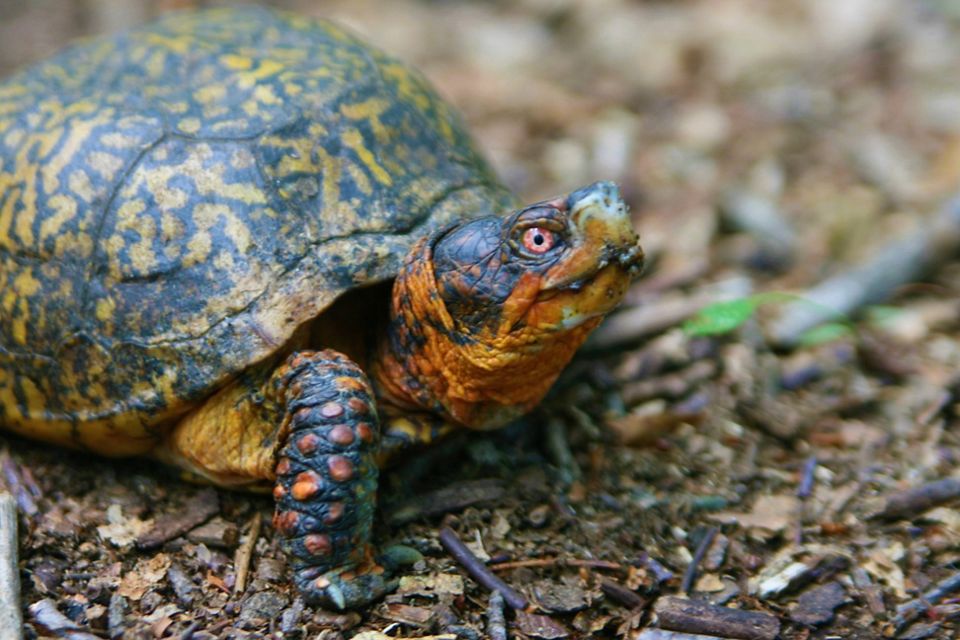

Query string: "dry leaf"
[[97, 505, 154, 548], [117, 554, 171, 600], [709, 494, 798, 534]]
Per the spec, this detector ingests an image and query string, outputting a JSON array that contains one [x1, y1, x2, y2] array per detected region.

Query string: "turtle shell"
[[0, 7, 513, 455]]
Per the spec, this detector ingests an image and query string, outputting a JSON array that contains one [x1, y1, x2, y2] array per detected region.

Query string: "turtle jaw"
[[524, 181, 644, 332], [541, 181, 644, 292]]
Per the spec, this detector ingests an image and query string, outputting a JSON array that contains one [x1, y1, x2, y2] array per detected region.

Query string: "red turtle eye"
[[522, 227, 556, 254]]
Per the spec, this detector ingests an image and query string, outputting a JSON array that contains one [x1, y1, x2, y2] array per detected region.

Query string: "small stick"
[[640, 553, 675, 584], [438, 527, 527, 610], [681, 527, 717, 594], [545, 418, 579, 485], [795, 456, 817, 545], [486, 591, 507, 640], [654, 596, 780, 640], [797, 456, 817, 499], [0, 493, 21, 640], [877, 478, 960, 520], [893, 570, 960, 631], [771, 192, 960, 346], [136, 488, 219, 550], [233, 512, 261, 594], [488, 557, 621, 572]]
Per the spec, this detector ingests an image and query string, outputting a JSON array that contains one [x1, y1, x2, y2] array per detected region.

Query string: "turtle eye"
[[522, 227, 556, 254]]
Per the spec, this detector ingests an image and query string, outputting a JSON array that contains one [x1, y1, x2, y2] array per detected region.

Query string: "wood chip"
[[233, 512, 261, 594], [515, 611, 570, 639], [135, 488, 219, 550], [654, 596, 780, 640], [877, 477, 960, 520], [789, 582, 849, 626], [186, 517, 240, 548]]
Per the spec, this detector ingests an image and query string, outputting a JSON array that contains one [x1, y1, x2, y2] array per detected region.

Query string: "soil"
[[2, 1, 960, 639]]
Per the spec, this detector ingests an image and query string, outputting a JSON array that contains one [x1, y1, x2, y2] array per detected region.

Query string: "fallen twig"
[[654, 596, 780, 640], [233, 512, 261, 594], [877, 477, 960, 520], [28, 599, 100, 640], [438, 527, 527, 610], [795, 456, 817, 544], [771, 192, 960, 346], [639, 552, 675, 584], [545, 417, 579, 485], [681, 526, 717, 594], [486, 591, 507, 640], [488, 556, 621, 572], [0, 493, 21, 640], [893, 570, 960, 632], [797, 456, 817, 499], [136, 488, 219, 550]]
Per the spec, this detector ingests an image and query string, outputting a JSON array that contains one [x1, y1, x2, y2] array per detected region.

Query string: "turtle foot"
[[294, 561, 397, 610]]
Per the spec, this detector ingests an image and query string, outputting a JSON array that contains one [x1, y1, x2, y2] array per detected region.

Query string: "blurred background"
[[3, 0, 960, 295]]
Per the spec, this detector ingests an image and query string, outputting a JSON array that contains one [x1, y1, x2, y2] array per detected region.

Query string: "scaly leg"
[[269, 349, 388, 610]]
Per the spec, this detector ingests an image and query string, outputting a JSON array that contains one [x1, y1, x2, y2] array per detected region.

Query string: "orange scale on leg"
[[320, 402, 344, 418], [347, 397, 370, 414], [355, 422, 375, 443], [304, 533, 332, 556], [327, 455, 354, 482], [327, 424, 355, 445], [296, 433, 320, 454], [291, 470, 322, 501]]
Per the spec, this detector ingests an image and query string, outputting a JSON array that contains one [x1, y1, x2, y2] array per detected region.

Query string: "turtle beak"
[[542, 181, 644, 290]]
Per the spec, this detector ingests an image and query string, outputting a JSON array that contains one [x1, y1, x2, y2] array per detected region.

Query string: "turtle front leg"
[[269, 349, 390, 610]]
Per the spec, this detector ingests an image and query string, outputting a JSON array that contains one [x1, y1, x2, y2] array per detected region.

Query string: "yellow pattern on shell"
[[0, 6, 511, 466]]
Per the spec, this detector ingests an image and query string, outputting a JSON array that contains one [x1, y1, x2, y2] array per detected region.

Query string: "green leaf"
[[797, 322, 853, 347], [683, 298, 759, 337], [864, 305, 902, 329]]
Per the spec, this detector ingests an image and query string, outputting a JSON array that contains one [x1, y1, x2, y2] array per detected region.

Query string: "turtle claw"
[[295, 565, 397, 610]]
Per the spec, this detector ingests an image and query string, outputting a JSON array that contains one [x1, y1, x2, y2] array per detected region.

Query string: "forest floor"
[[3, 1, 960, 639]]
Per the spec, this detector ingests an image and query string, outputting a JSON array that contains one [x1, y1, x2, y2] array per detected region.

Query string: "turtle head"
[[376, 181, 643, 429]]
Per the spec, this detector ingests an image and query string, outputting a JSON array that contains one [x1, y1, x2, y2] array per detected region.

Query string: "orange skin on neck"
[[373, 238, 631, 430]]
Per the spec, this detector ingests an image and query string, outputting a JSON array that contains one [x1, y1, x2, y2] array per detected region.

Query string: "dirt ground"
[[2, 1, 960, 638]]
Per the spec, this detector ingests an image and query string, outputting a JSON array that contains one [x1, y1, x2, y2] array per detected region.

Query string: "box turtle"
[[0, 7, 644, 608]]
